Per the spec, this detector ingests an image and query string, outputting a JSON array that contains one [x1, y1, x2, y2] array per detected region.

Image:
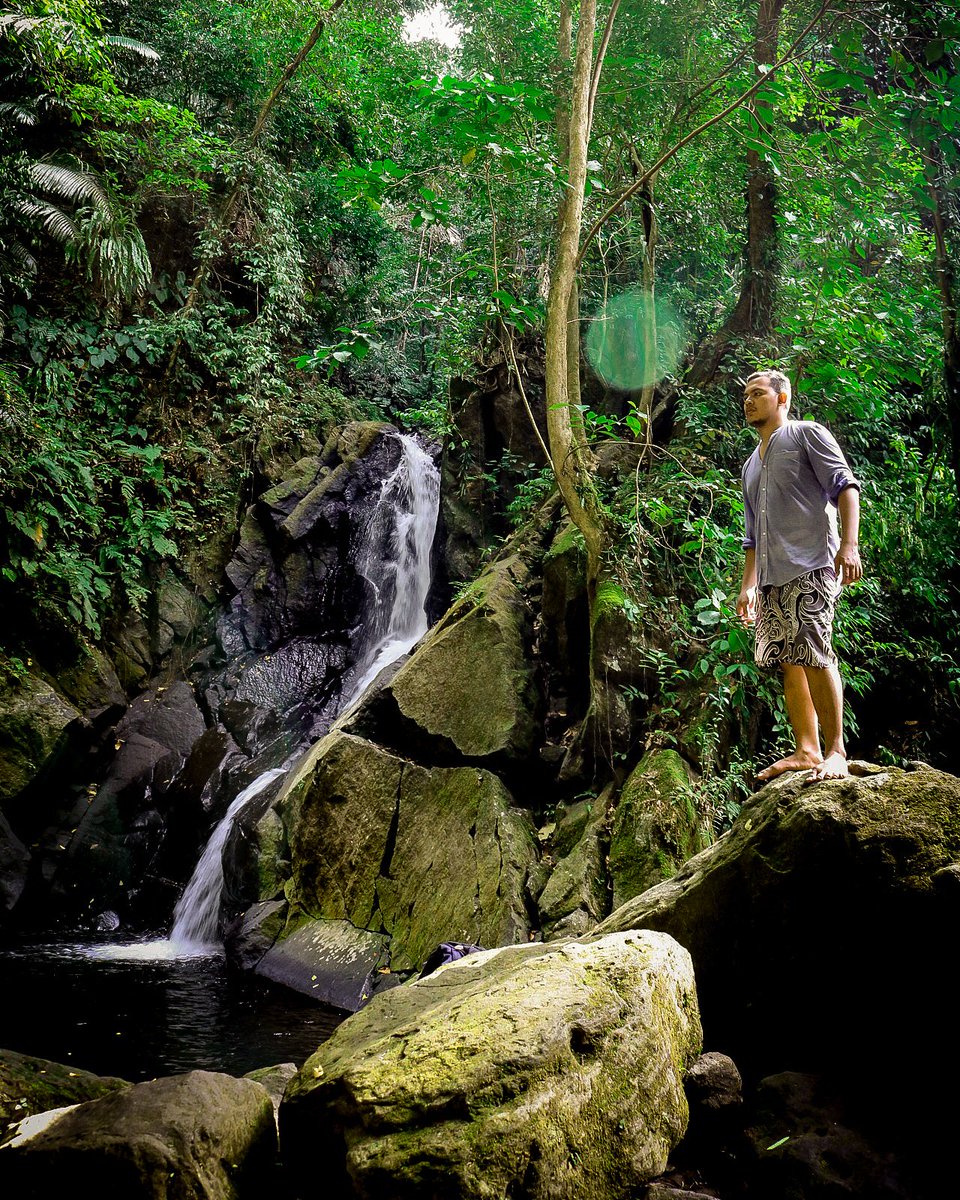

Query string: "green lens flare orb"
[[584, 289, 687, 391]]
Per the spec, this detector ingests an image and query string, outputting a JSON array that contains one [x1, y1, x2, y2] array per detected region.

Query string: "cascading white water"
[[341, 433, 440, 706], [161, 432, 439, 956], [168, 767, 286, 952]]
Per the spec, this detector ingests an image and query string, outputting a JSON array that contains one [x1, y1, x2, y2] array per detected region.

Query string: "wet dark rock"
[[226, 898, 287, 972], [0, 1049, 129, 1137], [0, 1069, 276, 1198], [255, 916, 390, 1010], [219, 422, 402, 660], [743, 1072, 918, 1199], [0, 811, 30, 915]]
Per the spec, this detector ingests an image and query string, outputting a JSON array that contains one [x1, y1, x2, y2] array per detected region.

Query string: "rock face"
[[597, 763, 960, 1084], [277, 730, 537, 981], [0, 1049, 129, 1136], [351, 548, 542, 768], [280, 930, 702, 1200], [608, 749, 711, 909], [0, 1069, 277, 1199], [0, 671, 80, 804]]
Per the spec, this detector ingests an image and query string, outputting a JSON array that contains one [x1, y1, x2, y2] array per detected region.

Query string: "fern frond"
[[0, 101, 37, 125], [102, 35, 159, 61], [15, 198, 78, 242], [28, 162, 112, 215], [9, 241, 37, 272]]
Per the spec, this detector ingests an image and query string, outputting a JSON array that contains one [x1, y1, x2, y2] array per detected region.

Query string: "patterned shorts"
[[755, 567, 839, 669]]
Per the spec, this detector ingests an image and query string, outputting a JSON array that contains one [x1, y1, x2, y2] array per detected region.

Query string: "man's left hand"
[[835, 542, 862, 587]]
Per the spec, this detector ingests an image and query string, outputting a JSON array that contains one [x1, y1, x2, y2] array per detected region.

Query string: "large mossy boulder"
[[280, 930, 702, 1200], [608, 748, 712, 909], [597, 763, 960, 1084], [0, 1070, 276, 1198], [0, 1050, 129, 1136], [360, 550, 541, 763], [281, 730, 537, 972]]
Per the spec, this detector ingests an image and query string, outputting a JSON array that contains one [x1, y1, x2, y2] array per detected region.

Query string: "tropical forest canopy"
[[1, 0, 958, 772]]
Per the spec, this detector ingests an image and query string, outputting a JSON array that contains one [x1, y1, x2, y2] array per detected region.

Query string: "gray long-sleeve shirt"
[[741, 419, 860, 587]]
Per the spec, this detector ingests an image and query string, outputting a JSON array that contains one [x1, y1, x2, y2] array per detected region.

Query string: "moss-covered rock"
[[597, 762, 960, 1079], [608, 748, 712, 908], [379, 551, 541, 761], [0, 1050, 129, 1137], [0, 1070, 276, 1197], [0, 671, 79, 804], [539, 787, 613, 937], [280, 930, 702, 1200], [282, 731, 537, 972]]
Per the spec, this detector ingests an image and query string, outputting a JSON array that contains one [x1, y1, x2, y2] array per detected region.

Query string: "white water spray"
[[168, 768, 285, 952], [342, 433, 440, 705]]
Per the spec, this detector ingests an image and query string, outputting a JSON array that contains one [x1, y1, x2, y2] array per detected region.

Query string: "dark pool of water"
[[0, 936, 346, 1082]]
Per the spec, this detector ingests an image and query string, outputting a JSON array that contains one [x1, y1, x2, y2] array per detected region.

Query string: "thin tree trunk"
[[927, 168, 960, 494], [687, 0, 785, 385], [544, 0, 603, 580]]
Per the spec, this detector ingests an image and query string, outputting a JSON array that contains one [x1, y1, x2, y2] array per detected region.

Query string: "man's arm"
[[835, 485, 862, 587], [737, 546, 758, 623]]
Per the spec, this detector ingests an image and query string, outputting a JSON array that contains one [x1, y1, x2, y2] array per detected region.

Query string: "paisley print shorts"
[[755, 567, 839, 669]]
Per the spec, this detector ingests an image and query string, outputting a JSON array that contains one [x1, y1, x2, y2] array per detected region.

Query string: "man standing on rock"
[[736, 369, 862, 782]]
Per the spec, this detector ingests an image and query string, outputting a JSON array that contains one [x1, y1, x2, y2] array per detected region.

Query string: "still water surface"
[[0, 937, 345, 1081]]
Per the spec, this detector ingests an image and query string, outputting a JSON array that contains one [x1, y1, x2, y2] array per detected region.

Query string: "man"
[[736, 369, 862, 782]]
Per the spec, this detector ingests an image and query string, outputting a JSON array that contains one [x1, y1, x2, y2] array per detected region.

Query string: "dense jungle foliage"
[[1, 0, 958, 776]]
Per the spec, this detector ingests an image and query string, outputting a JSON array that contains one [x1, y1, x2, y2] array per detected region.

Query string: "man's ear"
[[778, 391, 789, 406]]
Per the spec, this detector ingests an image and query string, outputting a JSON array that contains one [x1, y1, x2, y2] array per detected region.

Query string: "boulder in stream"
[[0, 1069, 276, 1198], [0, 1049, 129, 1137], [280, 730, 537, 976], [280, 929, 701, 1200]]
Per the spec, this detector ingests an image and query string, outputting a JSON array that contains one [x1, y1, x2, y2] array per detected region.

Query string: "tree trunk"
[[686, 0, 785, 385], [927, 167, 960, 494], [544, 0, 604, 582]]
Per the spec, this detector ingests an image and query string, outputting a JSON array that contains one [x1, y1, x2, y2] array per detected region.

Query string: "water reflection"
[[0, 938, 344, 1082]]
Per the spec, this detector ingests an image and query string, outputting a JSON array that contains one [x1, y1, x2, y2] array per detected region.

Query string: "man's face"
[[743, 376, 783, 427]]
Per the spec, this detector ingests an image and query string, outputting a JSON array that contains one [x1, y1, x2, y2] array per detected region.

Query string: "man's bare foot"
[[756, 750, 822, 781], [808, 751, 849, 781]]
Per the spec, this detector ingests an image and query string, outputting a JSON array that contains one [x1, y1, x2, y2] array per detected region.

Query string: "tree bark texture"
[[686, 0, 785, 386]]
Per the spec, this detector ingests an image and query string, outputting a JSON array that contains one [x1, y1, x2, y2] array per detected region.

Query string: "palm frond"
[[101, 35, 159, 61], [28, 162, 112, 216], [7, 240, 37, 273], [0, 101, 37, 126], [15, 198, 78, 243]]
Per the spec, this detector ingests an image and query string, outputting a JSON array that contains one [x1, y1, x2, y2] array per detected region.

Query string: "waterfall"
[[167, 432, 439, 952], [169, 768, 285, 951], [342, 432, 440, 706]]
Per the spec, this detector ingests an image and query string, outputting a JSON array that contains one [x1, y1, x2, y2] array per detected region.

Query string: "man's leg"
[[756, 662, 824, 780], [803, 662, 848, 779]]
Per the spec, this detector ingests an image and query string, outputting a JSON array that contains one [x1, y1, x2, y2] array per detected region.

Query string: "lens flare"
[[585, 289, 687, 391]]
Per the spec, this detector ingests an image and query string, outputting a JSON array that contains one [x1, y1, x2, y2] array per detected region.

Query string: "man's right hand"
[[737, 586, 757, 624]]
